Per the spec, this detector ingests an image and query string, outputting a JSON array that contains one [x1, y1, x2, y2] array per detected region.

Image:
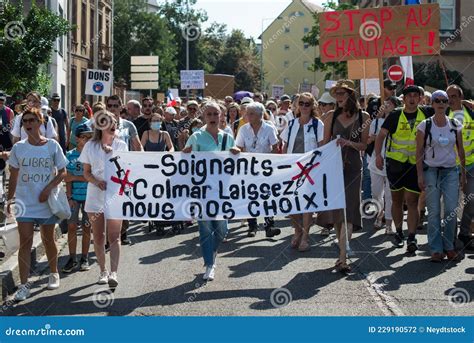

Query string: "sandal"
[[291, 231, 303, 249], [298, 239, 310, 252], [335, 260, 352, 273]]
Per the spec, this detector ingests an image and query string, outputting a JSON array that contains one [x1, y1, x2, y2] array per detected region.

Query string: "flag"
[[405, 0, 420, 4], [166, 90, 176, 107], [400, 56, 415, 86]]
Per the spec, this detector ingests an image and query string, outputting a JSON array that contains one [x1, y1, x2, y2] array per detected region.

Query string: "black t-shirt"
[[162, 120, 179, 150], [382, 106, 433, 134], [133, 116, 151, 140]]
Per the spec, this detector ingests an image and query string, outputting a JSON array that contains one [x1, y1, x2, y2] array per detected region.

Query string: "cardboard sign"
[[272, 85, 285, 99], [204, 74, 235, 100], [319, 4, 440, 62], [104, 141, 346, 220], [347, 59, 380, 79], [180, 70, 205, 90], [85, 69, 112, 96]]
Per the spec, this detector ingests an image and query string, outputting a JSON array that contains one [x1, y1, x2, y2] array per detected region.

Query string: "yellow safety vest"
[[386, 108, 426, 165], [449, 107, 474, 166]]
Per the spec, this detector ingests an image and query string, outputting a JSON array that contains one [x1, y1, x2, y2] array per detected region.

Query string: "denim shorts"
[[17, 215, 60, 225]]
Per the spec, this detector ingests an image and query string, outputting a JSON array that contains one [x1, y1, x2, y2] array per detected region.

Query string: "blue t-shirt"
[[185, 129, 234, 152], [66, 148, 87, 201]]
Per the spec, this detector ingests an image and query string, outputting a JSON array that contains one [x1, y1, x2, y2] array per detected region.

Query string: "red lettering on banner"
[[323, 40, 335, 58], [345, 10, 361, 32], [361, 12, 378, 25], [380, 8, 393, 29], [395, 37, 408, 55], [382, 37, 394, 55], [324, 12, 341, 32], [335, 39, 346, 58], [411, 35, 421, 55], [406, 7, 432, 28]]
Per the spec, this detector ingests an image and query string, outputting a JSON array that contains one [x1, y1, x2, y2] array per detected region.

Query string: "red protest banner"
[[319, 4, 440, 63]]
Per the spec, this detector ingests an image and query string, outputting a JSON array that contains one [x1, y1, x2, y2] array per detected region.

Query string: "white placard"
[[271, 85, 285, 99], [85, 69, 112, 96], [361, 79, 380, 96], [180, 70, 205, 90], [104, 141, 346, 221], [325, 80, 337, 90]]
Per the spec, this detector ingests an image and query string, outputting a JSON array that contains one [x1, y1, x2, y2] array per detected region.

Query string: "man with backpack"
[[375, 85, 429, 254]]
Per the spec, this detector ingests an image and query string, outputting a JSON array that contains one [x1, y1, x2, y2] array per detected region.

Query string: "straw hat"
[[329, 79, 356, 97]]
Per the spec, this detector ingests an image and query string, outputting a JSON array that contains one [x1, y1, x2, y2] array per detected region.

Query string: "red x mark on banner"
[[291, 162, 320, 185], [111, 169, 135, 195]]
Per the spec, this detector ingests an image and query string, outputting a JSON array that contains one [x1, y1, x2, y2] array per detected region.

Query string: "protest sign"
[[319, 3, 440, 62], [181, 70, 205, 89], [85, 69, 112, 96], [104, 141, 346, 221], [272, 85, 285, 99]]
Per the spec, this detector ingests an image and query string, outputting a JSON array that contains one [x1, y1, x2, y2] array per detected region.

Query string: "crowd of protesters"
[[0, 79, 473, 300]]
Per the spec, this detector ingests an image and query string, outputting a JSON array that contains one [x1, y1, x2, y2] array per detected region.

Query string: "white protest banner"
[[361, 78, 380, 96], [180, 70, 205, 89], [85, 69, 112, 96], [271, 85, 285, 99], [104, 141, 346, 221]]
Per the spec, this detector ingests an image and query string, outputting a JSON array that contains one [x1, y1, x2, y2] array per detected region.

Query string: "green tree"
[[413, 61, 473, 99], [197, 22, 227, 74], [303, 1, 357, 80], [215, 30, 261, 91], [113, 0, 178, 91], [0, 2, 71, 94], [159, 0, 208, 73]]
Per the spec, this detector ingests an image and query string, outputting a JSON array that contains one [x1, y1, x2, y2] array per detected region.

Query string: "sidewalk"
[[0, 221, 65, 301]]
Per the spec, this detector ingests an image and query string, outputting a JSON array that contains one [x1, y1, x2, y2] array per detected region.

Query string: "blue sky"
[[196, 0, 325, 40]]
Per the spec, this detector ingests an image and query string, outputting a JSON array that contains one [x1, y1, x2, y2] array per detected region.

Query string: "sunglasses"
[[298, 101, 312, 107], [319, 102, 330, 106], [143, 104, 153, 108], [107, 103, 120, 108], [335, 91, 347, 97], [188, 107, 198, 111], [251, 136, 258, 149], [433, 98, 448, 104], [206, 112, 220, 116], [75, 109, 84, 112], [22, 118, 38, 124]]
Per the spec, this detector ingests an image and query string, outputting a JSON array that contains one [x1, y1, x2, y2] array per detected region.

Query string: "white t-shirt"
[[78, 138, 128, 213], [11, 113, 58, 140], [8, 139, 68, 218], [417, 117, 462, 168], [368, 118, 387, 176], [280, 118, 324, 153], [274, 112, 294, 133], [235, 121, 278, 153]]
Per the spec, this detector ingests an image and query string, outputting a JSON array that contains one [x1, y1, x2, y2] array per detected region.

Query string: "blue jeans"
[[198, 220, 228, 267], [424, 166, 459, 253], [362, 154, 372, 200]]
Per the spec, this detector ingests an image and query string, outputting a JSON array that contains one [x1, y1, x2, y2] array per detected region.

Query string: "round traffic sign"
[[387, 65, 404, 83]]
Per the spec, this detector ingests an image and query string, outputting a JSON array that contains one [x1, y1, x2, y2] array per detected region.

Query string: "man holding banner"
[[183, 101, 240, 281], [235, 102, 280, 238]]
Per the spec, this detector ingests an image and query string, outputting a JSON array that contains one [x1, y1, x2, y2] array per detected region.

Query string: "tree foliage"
[[414, 61, 473, 99], [113, 0, 178, 91], [0, 1, 71, 94], [303, 1, 357, 80]]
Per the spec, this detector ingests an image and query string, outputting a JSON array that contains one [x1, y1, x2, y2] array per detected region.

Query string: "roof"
[[301, 0, 323, 13]]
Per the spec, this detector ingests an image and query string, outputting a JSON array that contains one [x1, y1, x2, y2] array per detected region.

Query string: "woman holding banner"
[[281, 92, 324, 252], [183, 102, 240, 281], [319, 80, 369, 272], [80, 111, 128, 288]]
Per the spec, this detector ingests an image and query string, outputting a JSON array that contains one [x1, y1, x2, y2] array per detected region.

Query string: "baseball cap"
[[75, 123, 93, 137], [165, 107, 177, 115], [241, 97, 253, 105], [280, 94, 291, 102], [384, 79, 397, 89], [318, 92, 336, 104]]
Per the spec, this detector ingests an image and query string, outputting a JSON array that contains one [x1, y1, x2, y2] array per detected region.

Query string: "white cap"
[[165, 107, 177, 115], [41, 96, 49, 107], [241, 97, 253, 105]]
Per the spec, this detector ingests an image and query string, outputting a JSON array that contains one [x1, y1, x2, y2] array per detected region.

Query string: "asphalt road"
[[2, 217, 473, 316]]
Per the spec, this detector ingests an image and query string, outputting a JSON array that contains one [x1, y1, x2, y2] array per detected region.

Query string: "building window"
[[81, 3, 87, 45], [284, 78, 290, 84], [72, 1, 78, 41], [284, 61, 289, 68], [304, 27, 309, 34], [58, 5, 64, 56], [90, 8, 95, 57], [81, 69, 87, 102], [71, 65, 77, 108], [431, 0, 456, 33], [304, 43, 309, 50], [284, 44, 290, 51]]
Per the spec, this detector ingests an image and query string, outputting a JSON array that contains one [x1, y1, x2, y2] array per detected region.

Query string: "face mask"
[[192, 127, 200, 133], [151, 122, 161, 131]]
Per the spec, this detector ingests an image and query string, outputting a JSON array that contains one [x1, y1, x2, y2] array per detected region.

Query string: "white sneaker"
[[47, 273, 60, 290], [203, 265, 215, 281], [14, 284, 31, 302], [98, 271, 109, 285], [108, 272, 118, 289]]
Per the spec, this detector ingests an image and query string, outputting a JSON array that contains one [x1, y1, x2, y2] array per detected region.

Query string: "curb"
[[0, 223, 66, 301]]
